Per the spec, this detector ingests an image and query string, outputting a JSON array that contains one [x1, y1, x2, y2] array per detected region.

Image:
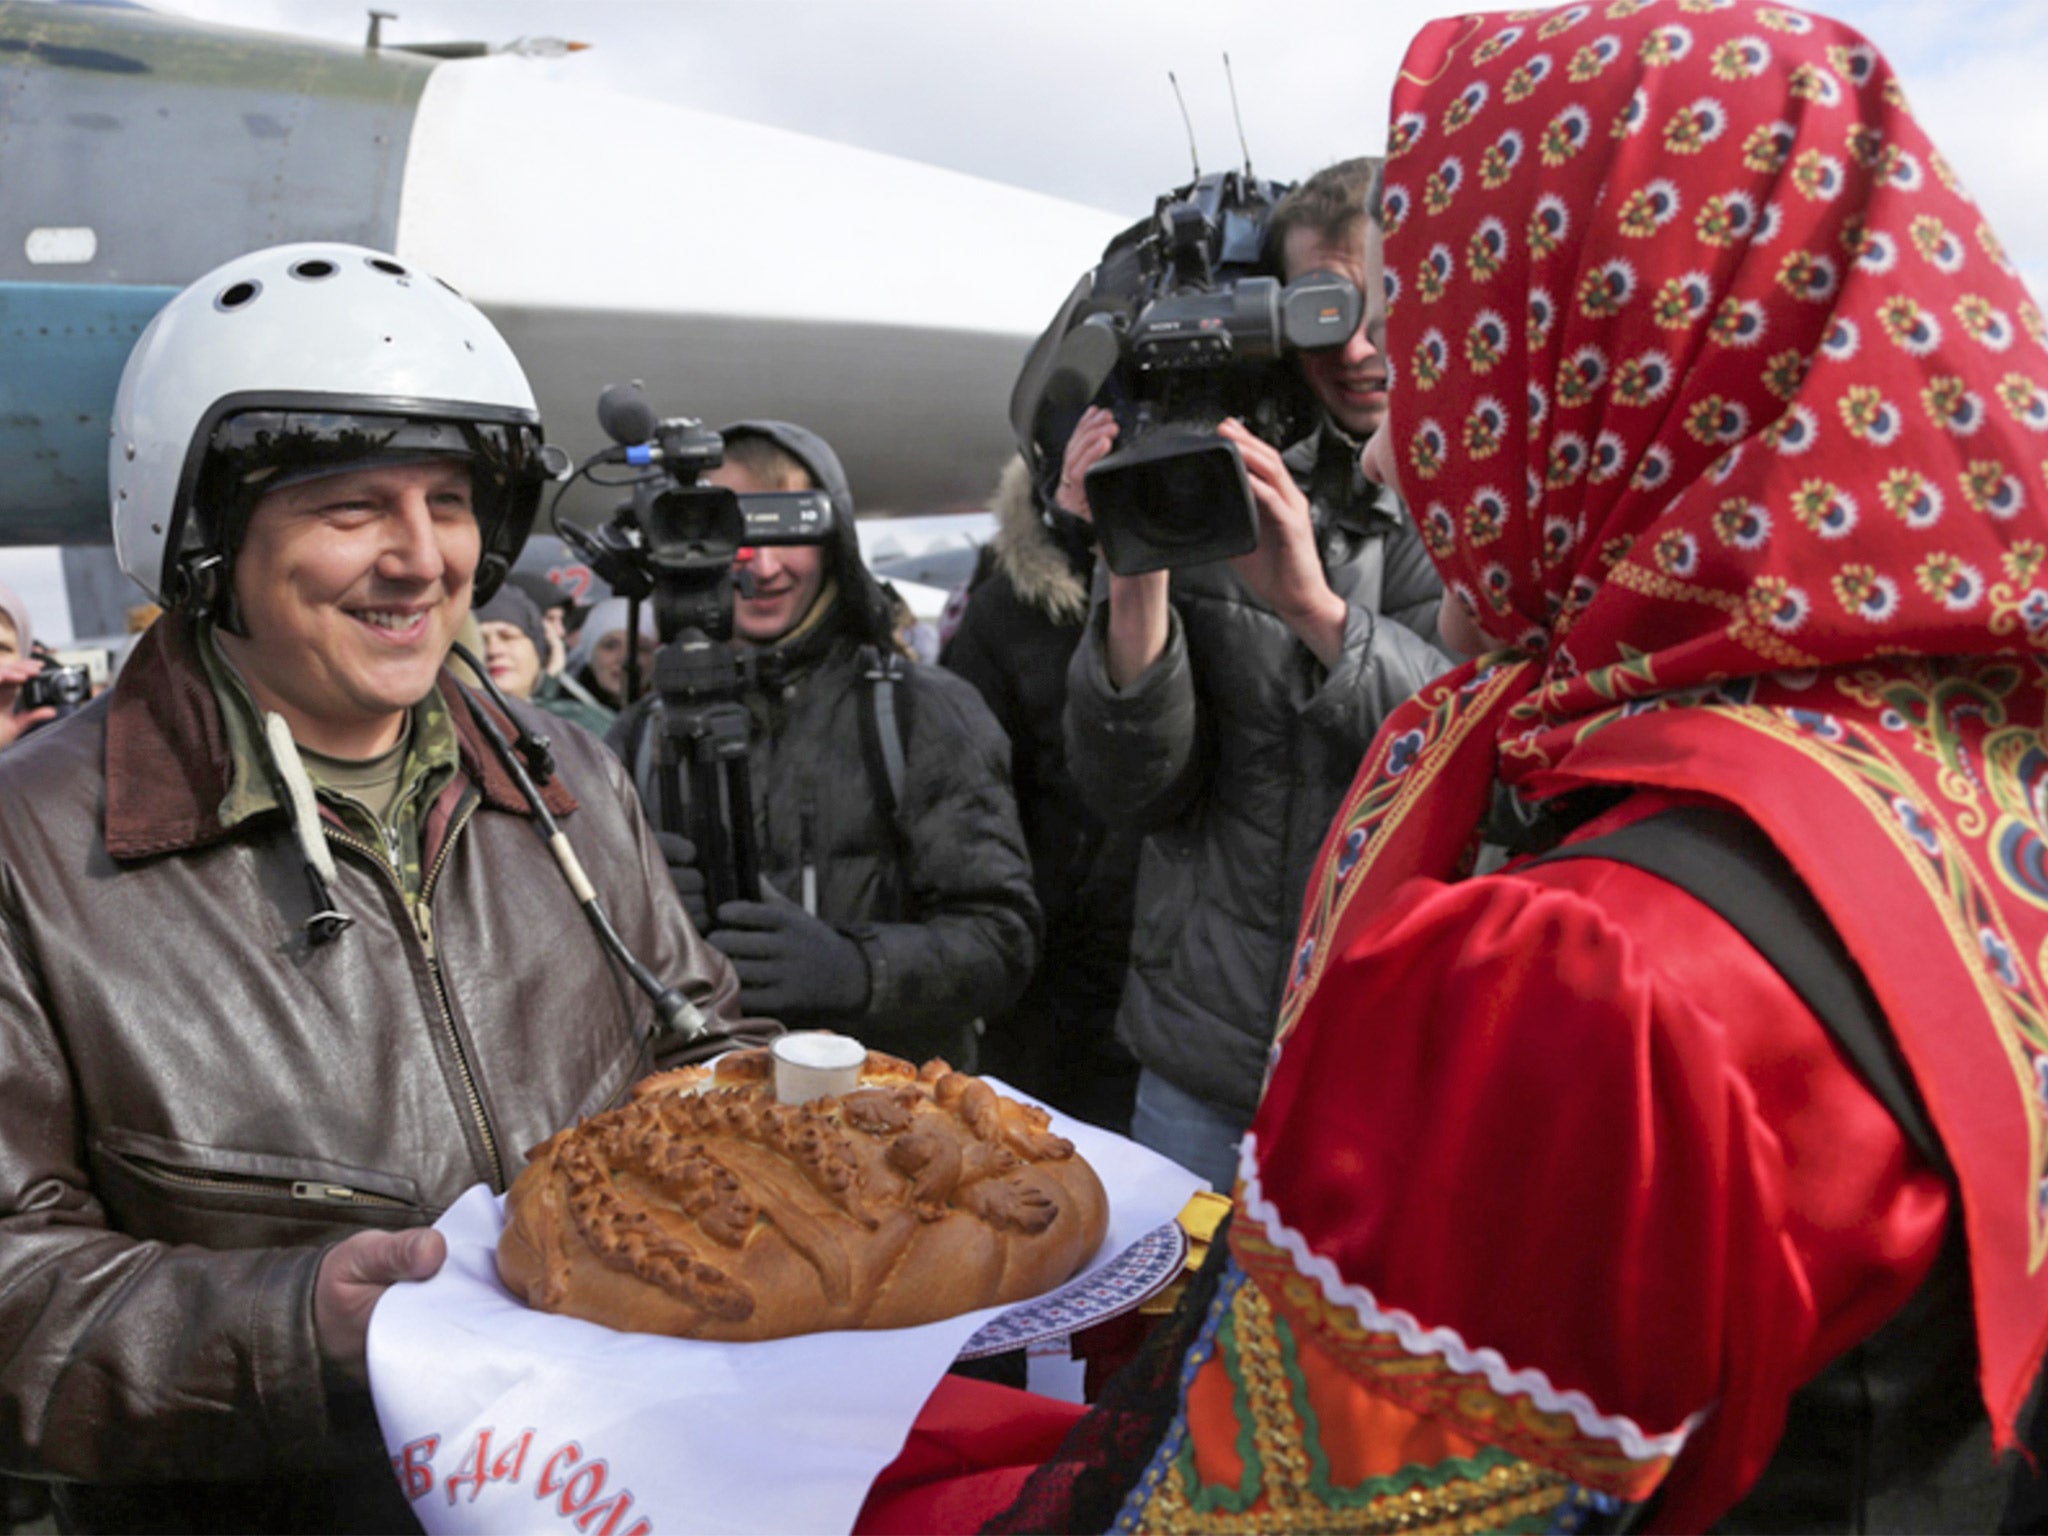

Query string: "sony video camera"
[[1011, 169, 1362, 575], [559, 384, 834, 644]]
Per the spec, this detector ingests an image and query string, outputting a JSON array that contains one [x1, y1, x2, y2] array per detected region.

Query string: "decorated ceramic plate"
[[958, 1219, 1189, 1359]]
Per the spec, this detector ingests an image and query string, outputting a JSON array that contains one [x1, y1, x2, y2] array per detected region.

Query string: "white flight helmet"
[[109, 242, 551, 620]]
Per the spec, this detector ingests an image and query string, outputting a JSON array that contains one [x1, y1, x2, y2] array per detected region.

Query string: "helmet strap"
[[172, 549, 248, 636], [474, 551, 512, 606]]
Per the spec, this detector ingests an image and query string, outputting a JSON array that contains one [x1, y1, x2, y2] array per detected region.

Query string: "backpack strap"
[[858, 644, 909, 819], [855, 646, 916, 912], [1526, 803, 1948, 1176]]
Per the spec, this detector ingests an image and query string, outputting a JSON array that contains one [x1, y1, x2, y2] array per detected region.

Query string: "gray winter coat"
[[1064, 423, 1452, 1121]]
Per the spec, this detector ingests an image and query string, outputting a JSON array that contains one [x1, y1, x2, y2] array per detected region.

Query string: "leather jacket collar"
[[104, 615, 576, 861]]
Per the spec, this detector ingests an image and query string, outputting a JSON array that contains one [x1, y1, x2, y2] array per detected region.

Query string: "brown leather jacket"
[[0, 616, 770, 1530]]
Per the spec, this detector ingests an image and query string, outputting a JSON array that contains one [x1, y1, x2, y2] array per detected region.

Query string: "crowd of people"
[[3, 0, 2046, 1529]]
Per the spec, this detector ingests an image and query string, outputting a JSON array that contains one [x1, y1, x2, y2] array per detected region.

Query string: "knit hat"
[[476, 584, 548, 659], [567, 596, 656, 674], [508, 569, 574, 615]]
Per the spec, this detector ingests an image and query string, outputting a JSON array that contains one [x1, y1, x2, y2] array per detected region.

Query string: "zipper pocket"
[[116, 1151, 418, 1212]]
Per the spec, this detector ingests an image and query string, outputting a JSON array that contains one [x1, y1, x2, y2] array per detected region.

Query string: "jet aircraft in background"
[[0, 0, 1119, 636]]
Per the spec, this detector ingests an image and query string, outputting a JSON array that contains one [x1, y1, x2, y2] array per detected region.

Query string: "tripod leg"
[[690, 751, 737, 912], [725, 754, 762, 903], [658, 729, 687, 840]]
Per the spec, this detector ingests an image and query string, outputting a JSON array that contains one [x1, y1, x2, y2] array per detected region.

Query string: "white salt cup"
[[772, 1031, 866, 1105]]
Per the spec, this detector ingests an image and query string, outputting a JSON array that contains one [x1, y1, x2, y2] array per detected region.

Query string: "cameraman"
[[0, 582, 59, 749], [1061, 157, 1451, 1192], [613, 422, 1040, 1069]]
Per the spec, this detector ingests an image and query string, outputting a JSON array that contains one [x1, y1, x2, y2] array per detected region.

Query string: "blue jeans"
[[1130, 1068, 1250, 1194]]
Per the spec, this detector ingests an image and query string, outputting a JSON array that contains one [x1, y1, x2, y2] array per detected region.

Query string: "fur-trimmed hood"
[[987, 456, 1090, 625]]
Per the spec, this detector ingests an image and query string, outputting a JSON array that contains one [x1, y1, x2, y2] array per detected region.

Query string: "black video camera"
[[558, 384, 834, 644], [1011, 170, 1362, 575], [551, 386, 840, 910], [18, 648, 91, 719]]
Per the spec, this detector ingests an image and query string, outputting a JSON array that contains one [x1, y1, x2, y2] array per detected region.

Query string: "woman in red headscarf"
[[890, 1, 2048, 1532]]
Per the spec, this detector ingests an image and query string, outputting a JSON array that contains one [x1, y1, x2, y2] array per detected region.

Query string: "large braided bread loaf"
[[497, 1050, 1110, 1340]]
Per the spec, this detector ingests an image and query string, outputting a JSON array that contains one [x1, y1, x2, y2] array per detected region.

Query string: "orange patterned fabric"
[[1120, 1255, 1582, 1532], [1228, 1214, 1678, 1503], [1252, 0, 2048, 1523]]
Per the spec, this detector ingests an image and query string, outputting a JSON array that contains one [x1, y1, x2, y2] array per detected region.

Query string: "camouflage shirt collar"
[[196, 623, 460, 832]]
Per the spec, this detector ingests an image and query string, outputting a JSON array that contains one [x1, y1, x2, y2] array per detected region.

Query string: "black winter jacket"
[[614, 421, 1040, 1068], [942, 458, 1139, 1131], [1064, 421, 1452, 1122]]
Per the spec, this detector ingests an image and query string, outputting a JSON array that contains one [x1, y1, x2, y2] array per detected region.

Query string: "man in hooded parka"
[[612, 422, 1040, 1069]]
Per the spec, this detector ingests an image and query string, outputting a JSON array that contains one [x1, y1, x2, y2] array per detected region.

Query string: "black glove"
[[653, 831, 709, 932], [707, 881, 871, 1019]]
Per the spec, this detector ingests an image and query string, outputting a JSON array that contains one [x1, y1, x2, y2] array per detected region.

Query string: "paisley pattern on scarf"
[[1255, 0, 2048, 1500]]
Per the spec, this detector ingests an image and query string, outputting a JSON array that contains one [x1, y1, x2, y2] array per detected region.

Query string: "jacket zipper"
[[325, 798, 502, 1188], [126, 1154, 413, 1210], [800, 793, 819, 914]]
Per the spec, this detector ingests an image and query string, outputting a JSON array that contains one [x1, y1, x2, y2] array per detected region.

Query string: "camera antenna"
[[1223, 52, 1253, 180], [1167, 70, 1200, 179]]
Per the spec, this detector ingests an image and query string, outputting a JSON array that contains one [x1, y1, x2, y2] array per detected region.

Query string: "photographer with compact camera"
[[0, 582, 54, 748], [1048, 158, 1451, 1192], [0, 582, 74, 749], [608, 418, 1040, 1071]]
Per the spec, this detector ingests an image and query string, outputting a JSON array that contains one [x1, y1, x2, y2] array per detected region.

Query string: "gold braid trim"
[[1238, 1269, 1314, 1509], [1133, 1456, 1568, 1535], [1129, 1277, 1574, 1534]]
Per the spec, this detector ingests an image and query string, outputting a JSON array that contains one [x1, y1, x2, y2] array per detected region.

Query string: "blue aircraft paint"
[[1, 1, 431, 545], [0, 281, 173, 544]]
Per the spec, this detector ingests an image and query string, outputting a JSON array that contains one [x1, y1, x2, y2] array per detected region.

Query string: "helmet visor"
[[193, 408, 547, 603]]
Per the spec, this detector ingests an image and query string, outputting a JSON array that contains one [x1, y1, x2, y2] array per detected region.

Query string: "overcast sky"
[[160, 0, 2048, 297]]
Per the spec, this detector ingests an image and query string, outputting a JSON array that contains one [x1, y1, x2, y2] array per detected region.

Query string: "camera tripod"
[[649, 625, 761, 910]]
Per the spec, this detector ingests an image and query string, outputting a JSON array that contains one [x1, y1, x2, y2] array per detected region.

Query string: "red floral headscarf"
[[1264, 0, 2048, 1482]]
